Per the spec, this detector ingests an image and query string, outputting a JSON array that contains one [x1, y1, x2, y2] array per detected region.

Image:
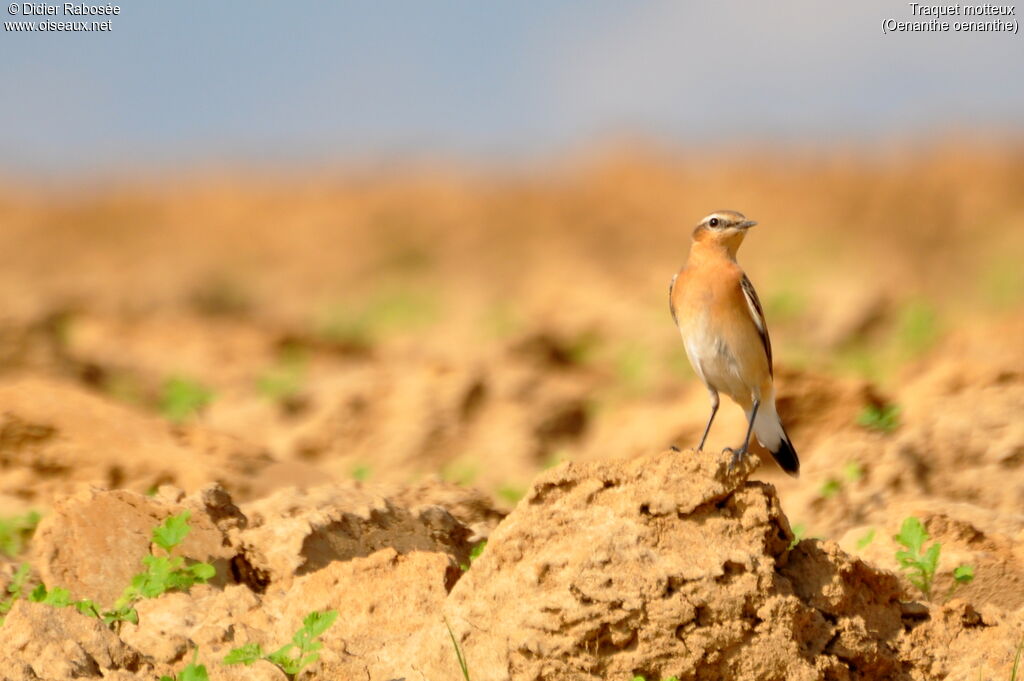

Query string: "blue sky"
[[2, 1, 1022, 174]]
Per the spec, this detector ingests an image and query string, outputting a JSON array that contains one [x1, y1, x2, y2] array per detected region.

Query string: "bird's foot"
[[723, 446, 749, 472], [670, 445, 681, 452]]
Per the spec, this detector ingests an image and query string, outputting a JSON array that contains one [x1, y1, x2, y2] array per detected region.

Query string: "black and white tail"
[[751, 393, 800, 477]]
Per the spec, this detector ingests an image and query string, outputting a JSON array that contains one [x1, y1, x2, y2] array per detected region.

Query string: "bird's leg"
[[725, 398, 760, 470], [696, 390, 720, 451]]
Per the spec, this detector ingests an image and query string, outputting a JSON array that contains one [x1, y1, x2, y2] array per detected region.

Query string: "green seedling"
[[3, 514, 212, 629], [351, 464, 371, 482], [106, 510, 215, 626], [857, 404, 900, 433], [564, 329, 601, 366], [894, 517, 940, 598], [843, 461, 864, 482], [25, 583, 100, 618], [28, 584, 66, 605], [152, 510, 193, 549], [0, 563, 31, 623], [0, 511, 41, 557], [0, 566, 98, 624], [441, 461, 478, 487], [894, 517, 974, 600], [857, 528, 877, 550], [224, 609, 338, 680], [1011, 637, 1023, 681], [788, 523, 806, 550], [160, 647, 210, 681], [460, 541, 487, 572], [945, 563, 976, 600], [256, 351, 307, 404], [160, 377, 215, 423], [445, 619, 471, 681], [543, 450, 567, 470], [819, 478, 841, 499], [952, 565, 975, 583], [497, 485, 525, 505], [820, 461, 865, 499], [318, 289, 440, 349], [897, 300, 940, 356], [765, 287, 806, 321], [631, 676, 680, 681]]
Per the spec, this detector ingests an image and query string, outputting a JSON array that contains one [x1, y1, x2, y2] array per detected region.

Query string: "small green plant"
[[460, 541, 487, 572], [819, 478, 842, 499], [26, 582, 52, 605], [160, 377, 215, 423], [857, 403, 900, 433], [952, 565, 975, 584], [0, 566, 99, 624], [819, 461, 865, 499], [631, 676, 680, 681], [542, 450, 567, 470], [843, 461, 864, 482], [445, 619, 471, 681], [442, 461, 478, 487], [856, 528, 877, 550], [765, 287, 806, 321], [564, 329, 601, 366], [0, 563, 31, 623], [3, 514, 213, 629], [106, 510, 215, 626], [894, 517, 974, 600], [1010, 637, 1023, 681], [27, 583, 100, 617], [351, 464, 371, 482], [160, 647, 210, 681], [224, 609, 338, 680], [897, 300, 940, 356], [944, 562, 976, 601], [318, 289, 440, 348], [894, 517, 940, 598], [256, 348, 307, 404], [0, 511, 41, 557], [496, 485, 525, 505], [788, 523, 806, 550]]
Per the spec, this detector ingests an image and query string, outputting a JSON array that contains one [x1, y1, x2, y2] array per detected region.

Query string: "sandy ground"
[[0, 145, 1023, 679]]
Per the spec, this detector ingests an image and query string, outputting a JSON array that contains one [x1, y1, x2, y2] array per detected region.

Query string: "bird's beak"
[[739, 220, 757, 229]]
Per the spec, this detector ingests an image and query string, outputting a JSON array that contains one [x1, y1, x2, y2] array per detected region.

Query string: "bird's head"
[[692, 210, 757, 256]]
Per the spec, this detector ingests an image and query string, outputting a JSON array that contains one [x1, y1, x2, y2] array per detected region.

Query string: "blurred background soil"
[[2, 144, 1023, 509]]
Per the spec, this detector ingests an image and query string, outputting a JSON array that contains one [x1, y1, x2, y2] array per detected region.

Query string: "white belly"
[[680, 320, 750, 402]]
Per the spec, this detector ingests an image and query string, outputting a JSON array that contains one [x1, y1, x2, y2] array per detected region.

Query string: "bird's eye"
[[709, 217, 719, 227]]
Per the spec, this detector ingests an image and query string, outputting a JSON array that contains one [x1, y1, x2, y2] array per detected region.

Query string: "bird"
[[669, 210, 799, 476]]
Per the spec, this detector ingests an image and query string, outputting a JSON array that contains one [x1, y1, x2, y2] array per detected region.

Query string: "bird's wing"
[[668, 271, 679, 325], [739, 273, 773, 377]]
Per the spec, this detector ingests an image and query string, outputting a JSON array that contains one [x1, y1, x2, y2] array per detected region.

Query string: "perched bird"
[[669, 210, 799, 476]]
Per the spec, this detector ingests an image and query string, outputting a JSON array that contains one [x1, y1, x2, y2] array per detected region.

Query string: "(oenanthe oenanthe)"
[[669, 210, 800, 476]]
